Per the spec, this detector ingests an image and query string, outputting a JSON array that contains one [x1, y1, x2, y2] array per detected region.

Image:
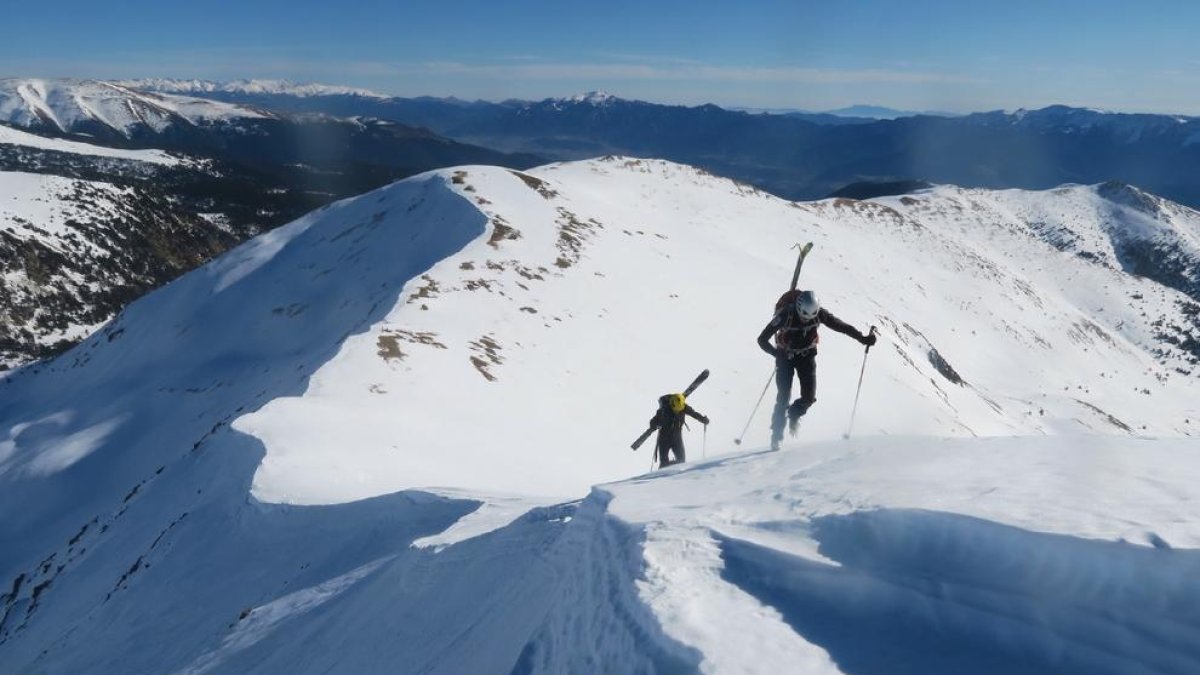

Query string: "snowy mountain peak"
[[535, 91, 626, 110], [983, 105, 1198, 144], [565, 90, 617, 105], [0, 78, 272, 137], [118, 77, 385, 98]]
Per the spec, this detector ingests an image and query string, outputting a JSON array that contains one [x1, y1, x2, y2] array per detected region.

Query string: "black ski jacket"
[[649, 402, 708, 433], [757, 307, 863, 358]]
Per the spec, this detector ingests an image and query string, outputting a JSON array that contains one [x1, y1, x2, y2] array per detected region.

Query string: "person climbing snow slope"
[[646, 393, 709, 467], [757, 290, 875, 450]]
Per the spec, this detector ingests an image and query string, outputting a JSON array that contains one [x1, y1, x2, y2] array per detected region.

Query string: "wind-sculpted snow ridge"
[[721, 510, 1200, 675], [607, 436, 1200, 675], [0, 170, 494, 671], [0, 157, 1198, 673]]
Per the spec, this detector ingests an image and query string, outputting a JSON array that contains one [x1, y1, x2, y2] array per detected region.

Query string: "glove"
[[860, 331, 877, 347], [699, 415, 710, 425]]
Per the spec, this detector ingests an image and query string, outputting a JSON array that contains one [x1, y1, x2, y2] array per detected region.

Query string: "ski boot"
[[787, 399, 812, 437], [787, 407, 802, 437]]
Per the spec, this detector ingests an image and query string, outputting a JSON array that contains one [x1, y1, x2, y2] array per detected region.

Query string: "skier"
[[757, 290, 875, 449], [646, 393, 709, 468]]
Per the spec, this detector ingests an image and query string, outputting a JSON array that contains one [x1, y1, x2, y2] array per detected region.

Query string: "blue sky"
[[4, 0, 1199, 114]]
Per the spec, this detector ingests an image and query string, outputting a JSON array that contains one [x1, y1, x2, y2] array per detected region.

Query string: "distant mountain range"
[[126, 80, 1200, 207], [822, 104, 956, 119], [732, 104, 954, 120], [117, 77, 386, 98], [0, 79, 542, 366], [121, 81, 943, 120], [0, 79, 539, 175], [4, 76, 1200, 366]]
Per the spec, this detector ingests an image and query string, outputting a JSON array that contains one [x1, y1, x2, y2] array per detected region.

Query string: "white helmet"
[[795, 290, 819, 319]]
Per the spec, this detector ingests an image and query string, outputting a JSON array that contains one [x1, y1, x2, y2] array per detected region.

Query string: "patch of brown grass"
[[509, 171, 558, 199]]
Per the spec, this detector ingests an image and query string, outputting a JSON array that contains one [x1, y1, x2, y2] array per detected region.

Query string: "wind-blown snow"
[[0, 158, 1196, 674], [176, 556, 393, 675], [23, 416, 125, 477]]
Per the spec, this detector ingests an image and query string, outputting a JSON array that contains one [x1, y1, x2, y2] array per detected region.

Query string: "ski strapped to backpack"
[[775, 241, 815, 312], [631, 369, 710, 451], [774, 242, 818, 353], [735, 242, 814, 446], [788, 241, 814, 291]]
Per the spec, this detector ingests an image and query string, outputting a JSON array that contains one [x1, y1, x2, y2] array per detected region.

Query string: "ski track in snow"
[[0, 158, 1197, 674]]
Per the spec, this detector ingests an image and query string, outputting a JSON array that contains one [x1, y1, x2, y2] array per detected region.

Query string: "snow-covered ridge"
[[536, 90, 627, 111], [982, 105, 1199, 143], [117, 78, 385, 99], [562, 90, 618, 105], [872, 181, 1200, 309], [2, 156, 1196, 501], [0, 122, 180, 165], [1, 158, 1197, 673], [0, 78, 272, 137]]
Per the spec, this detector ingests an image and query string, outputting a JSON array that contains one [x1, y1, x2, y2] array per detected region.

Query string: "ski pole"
[[702, 423, 708, 460], [844, 326, 878, 440], [734, 368, 775, 446]]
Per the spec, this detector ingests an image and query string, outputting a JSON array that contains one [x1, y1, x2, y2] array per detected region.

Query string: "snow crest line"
[[507, 487, 703, 674], [718, 508, 1200, 675]]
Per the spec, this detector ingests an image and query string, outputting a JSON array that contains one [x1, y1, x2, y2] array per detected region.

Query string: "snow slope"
[[873, 182, 1200, 306], [0, 124, 181, 166], [0, 158, 1197, 674], [0, 169, 235, 366], [239, 161, 1198, 502]]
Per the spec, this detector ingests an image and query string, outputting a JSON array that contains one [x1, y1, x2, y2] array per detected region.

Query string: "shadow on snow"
[[719, 508, 1200, 675]]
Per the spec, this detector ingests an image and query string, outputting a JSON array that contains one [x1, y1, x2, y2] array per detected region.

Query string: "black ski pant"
[[771, 351, 816, 443], [656, 427, 685, 467]]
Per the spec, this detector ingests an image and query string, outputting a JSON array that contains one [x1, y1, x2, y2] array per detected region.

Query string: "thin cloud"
[[2, 50, 974, 87], [495, 55, 548, 62], [0, 55, 401, 84], [411, 60, 976, 85], [590, 52, 709, 66]]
